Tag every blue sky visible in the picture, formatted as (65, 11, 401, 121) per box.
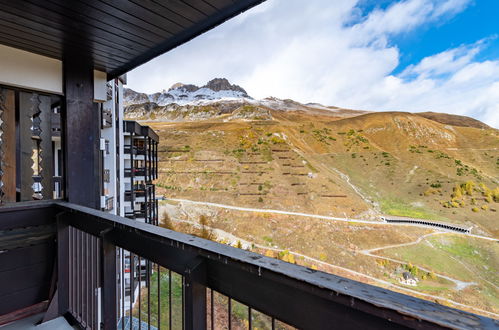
(389, 0, 499, 74)
(128, 0, 499, 127)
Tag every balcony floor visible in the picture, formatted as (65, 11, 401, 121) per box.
(0, 314, 76, 330)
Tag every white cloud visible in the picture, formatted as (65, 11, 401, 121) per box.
(127, 0, 499, 127)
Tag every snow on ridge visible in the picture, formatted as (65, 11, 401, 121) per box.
(125, 87, 252, 107)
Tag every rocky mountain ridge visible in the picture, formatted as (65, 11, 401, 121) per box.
(124, 78, 251, 107)
(124, 78, 492, 130)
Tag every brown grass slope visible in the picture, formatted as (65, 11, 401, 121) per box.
(142, 107, 498, 236)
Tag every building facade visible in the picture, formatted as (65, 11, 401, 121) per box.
(98, 77, 159, 226)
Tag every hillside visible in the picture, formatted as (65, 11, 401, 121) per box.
(125, 80, 499, 236)
(125, 79, 499, 316)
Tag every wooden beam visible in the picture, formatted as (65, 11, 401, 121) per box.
(63, 53, 101, 208)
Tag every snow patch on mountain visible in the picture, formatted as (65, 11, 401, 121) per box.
(124, 78, 252, 107)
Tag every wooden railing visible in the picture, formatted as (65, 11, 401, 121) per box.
(0, 201, 496, 329)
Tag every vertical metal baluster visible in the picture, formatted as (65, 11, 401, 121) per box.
(228, 297, 232, 330)
(85, 234, 89, 326)
(77, 231, 81, 321)
(248, 307, 252, 330)
(122, 249, 125, 330)
(97, 238, 101, 329)
(168, 270, 172, 330)
(90, 235, 94, 329)
(210, 289, 214, 330)
(94, 236, 98, 330)
(181, 276, 184, 330)
(69, 227, 73, 314)
(271, 317, 275, 330)
(147, 260, 151, 329)
(157, 264, 161, 330)
(130, 253, 134, 330)
(138, 256, 142, 329)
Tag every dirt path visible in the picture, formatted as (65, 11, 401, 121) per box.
(169, 215, 498, 319)
(163, 198, 497, 241)
(362, 232, 476, 290)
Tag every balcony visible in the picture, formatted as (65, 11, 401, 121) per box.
(52, 112, 61, 137)
(124, 168, 147, 178)
(124, 145, 147, 156)
(0, 201, 492, 330)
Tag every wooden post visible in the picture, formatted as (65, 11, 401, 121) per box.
(63, 54, 101, 208)
(0, 88, 16, 203)
(184, 258, 207, 330)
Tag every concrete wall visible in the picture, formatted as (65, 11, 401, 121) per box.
(93, 70, 107, 102)
(0, 45, 62, 94)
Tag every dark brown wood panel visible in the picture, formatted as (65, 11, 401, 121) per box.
(18, 92, 37, 201)
(0, 259, 54, 297)
(64, 55, 101, 208)
(0, 242, 54, 272)
(0, 224, 55, 251)
(37, 0, 167, 46)
(151, 0, 208, 22)
(0, 89, 16, 203)
(182, 0, 218, 15)
(0, 242, 54, 316)
(0, 6, 139, 62)
(204, 0, 235, 10)
(0, 283, 52, 316)
(38, 95, 53, 200)
(0, 23, 130, 67)
(0, 18, 132, 66)
(0, 1, 146, 58)
(0, 205, 58, 230)
(130, 0, 196, 27)
(0, 0, 266, 76)
(80, 0, 184, 35)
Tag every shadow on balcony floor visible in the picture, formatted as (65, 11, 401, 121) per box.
(0, 313, 76, 330)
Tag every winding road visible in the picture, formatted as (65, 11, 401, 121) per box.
(163, 197, 497, 241)
(167, 213, 499, 319)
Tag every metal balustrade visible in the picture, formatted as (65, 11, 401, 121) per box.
(0, 201, 496, 330)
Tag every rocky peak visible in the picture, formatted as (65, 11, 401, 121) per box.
(168, 83, 199, 93)
(203, 78, 248, 96)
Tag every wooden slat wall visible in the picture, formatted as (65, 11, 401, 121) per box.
(0, 205, 57, 317)
(0, 243, 55, 316)
(0, 88, 16, 203)
(38, 95, 53, 200)
(18, 92, 36, 201)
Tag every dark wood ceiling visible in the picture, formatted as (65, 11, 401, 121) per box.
(0, 0, 265, 78)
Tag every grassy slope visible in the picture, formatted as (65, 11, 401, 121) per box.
(147, 109, 499, 234)
(377, 234, 499, 313)
(139, 107, 498, 316)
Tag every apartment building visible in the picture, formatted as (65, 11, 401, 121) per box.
(123, 120, 159, 225)
(0, 1, 491, 330)
(99, 77, 159, 226)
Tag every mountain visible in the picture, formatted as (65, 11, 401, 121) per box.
(124, 79, 498, 234)
(124, 78, 375, 121)
(124, 78, 250, 107)
(127, 78, 499, 316)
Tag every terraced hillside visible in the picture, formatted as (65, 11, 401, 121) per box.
(125, 82, 498, 317)
(138, 107, 498, 236)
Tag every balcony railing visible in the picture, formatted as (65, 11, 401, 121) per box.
(0, 201, 494, 330)
(124, 145, 147, 156)
(124, 168, 147, 178)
